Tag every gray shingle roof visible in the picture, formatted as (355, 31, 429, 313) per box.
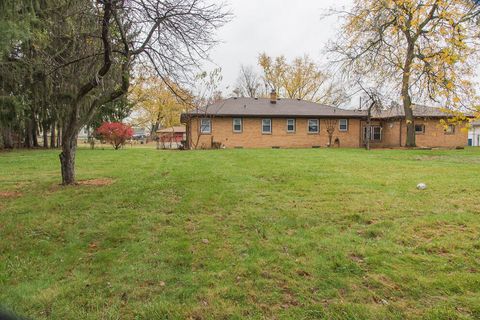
(371, 104, 451, 118)
(182, 97, 367, 119)
(181, 98, 463, 122)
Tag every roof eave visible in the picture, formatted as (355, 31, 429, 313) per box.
(182, 113, 367, 118)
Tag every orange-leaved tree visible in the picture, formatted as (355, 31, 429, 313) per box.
(96, 122, 133, 150)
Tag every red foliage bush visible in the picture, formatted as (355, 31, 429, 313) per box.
(95, 122, 134, 149)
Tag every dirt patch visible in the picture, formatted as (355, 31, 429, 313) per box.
(78, 178, 114, 186)
(0, 191, 22, 198)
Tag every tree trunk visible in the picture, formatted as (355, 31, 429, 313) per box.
(57, 123, 62, 147)
(402, 43, 416, 148)
(30, 108, 39, 147)
(42, 123, 49, 148)
(50, 122, 56, 148)
(151, 112, 164, 142)
(1, 126, 14, 149)
(32, 121, 39, 147)
(366, 109, 371, 151)
(24, 123, 33, 148)
(404, 106, 415, 147)
(59, 135, 77, 185)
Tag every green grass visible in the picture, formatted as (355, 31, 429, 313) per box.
(1, 147, 480, 319)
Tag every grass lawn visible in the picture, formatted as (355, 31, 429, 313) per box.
(1, 147, 480, 319)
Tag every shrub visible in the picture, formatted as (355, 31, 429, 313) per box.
(95, 122, 133, 149)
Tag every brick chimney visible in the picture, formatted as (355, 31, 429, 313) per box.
(270, 89, 277, 104)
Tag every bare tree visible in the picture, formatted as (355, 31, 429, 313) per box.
(51, 0, 230, 184)
(234, 65, 262, 98)
(185, 68, 225, 149)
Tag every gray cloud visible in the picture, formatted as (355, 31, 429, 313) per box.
(206, 0, 353, 92)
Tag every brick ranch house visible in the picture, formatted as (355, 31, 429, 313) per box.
(180, 93, 468, 149)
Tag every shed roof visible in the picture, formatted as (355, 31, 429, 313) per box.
(156, 126, 186, 133)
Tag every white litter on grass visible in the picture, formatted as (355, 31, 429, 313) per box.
(417, 183, 427, 190)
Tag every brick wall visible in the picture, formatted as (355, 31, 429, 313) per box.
(187, 117, 363, 149)
(407, 119, 468, 147)
(186, 117, 468, 149)
(365, 118, 468, 148)
(372, 119, 402, 147)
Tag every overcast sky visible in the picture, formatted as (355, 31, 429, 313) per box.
(206, 0, 353, 95)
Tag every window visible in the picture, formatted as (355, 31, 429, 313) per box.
(364, 126, 382, 141)
(415, 124, 425, 134)
(233, 118, 242, 133)
(339, 119, 348, 132)
(262, 118, 272, 134)
(372, 126, 382, 141)
(286, 119, 295, 132)
(200, 118, 211, 134)
(444, 124, 455, 134)
(308, 119, 319, 133)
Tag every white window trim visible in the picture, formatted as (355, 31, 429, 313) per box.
(371, 126, 382, 141)
(232, 118, 242, 133)
(339, 119, 348, 132)
(286, 118, 296, 133)
(262, 118, 272, 134)
(363, 126, 382, 141)
(308, 119, 319, 133)
(200, 118, 211, 134)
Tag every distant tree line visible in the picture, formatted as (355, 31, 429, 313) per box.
(232, 54, 349, 107)
(0, 1, 133, 150)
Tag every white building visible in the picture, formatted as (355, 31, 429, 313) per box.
(78, 127, 90, 139)
(468, 121, 480, 146)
